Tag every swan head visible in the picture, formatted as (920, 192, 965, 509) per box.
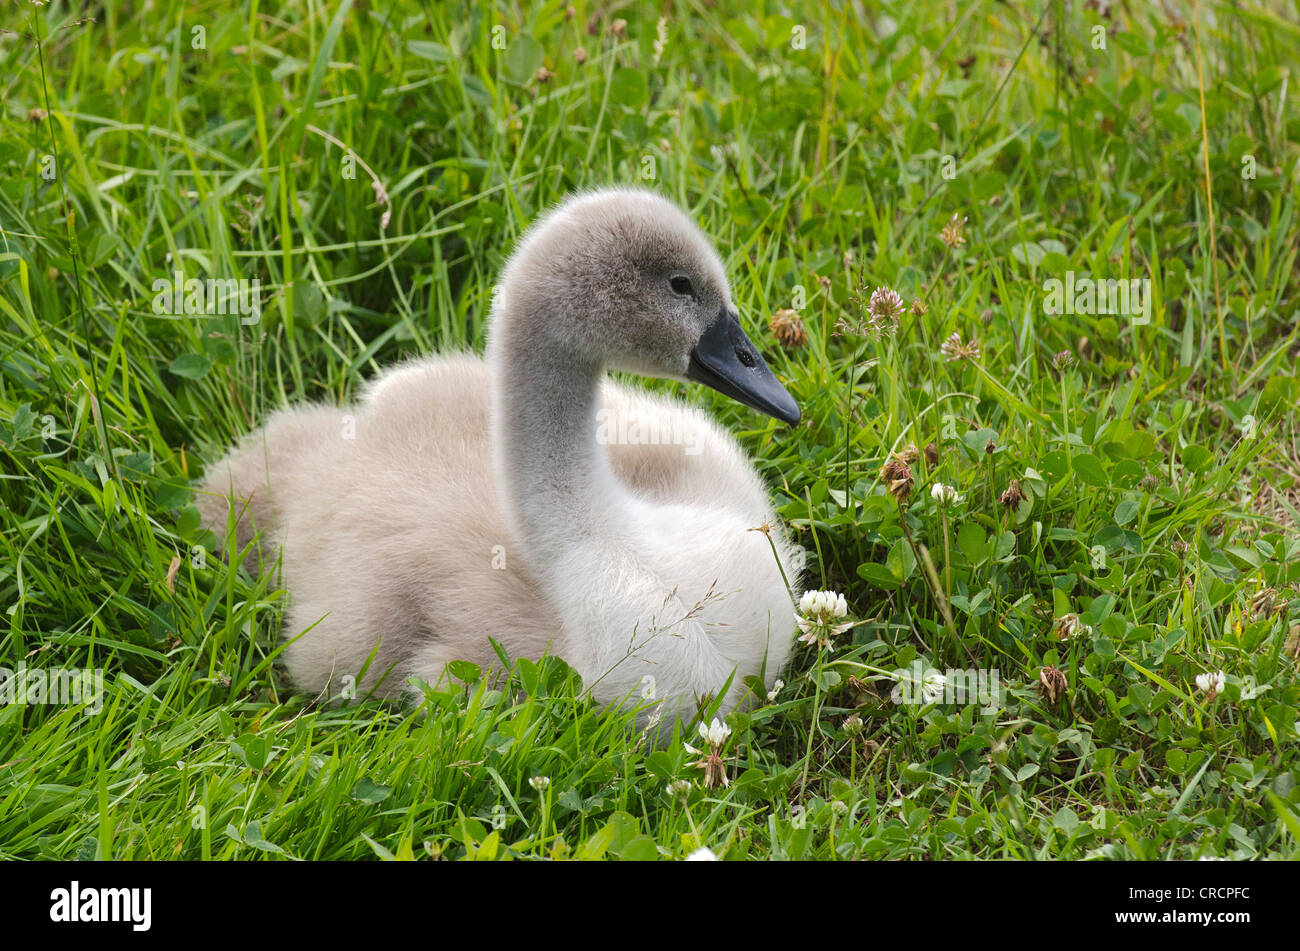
(493, 188, 800, 426)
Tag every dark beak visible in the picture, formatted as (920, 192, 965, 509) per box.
(686, 308, 800, 426)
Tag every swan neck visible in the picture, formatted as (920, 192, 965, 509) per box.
(491, 319, 621, 558)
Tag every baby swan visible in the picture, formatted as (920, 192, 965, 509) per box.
(199, 187, 803, 729)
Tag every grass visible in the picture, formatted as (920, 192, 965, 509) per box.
(1, 0, 1298, 860)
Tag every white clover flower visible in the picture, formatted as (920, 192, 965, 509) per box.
(685, 846, 718, 861)
(1195, 670, 1226, 697)
(1053, 613, 1091, 640)
(697, 717, 732, 748)
(931, 482, 960, 505)
(799, 589, 848, 618)
(688, 721, 733, 788)
(796, 589, 856, 650)
(766, 678, 785, 702)
(527, 775, 550, 791)
(921, 669, 947, 703)
(666, 779, 692, 797)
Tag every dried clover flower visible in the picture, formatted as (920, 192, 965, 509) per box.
(1000, 479, 1026, 509)
(1037, 666, 1068, 705)
(940, 213, 968, 248)
(940, 331, 980, 362)
(880, 458, 914, 502)
(868, 286, 905, 327)
(769, 309, 808, 349)
(892, 443, 921, 464)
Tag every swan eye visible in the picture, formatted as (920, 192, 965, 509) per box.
(669, 274, 695, 298)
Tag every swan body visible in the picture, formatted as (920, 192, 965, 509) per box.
(199, 188, 803, 728)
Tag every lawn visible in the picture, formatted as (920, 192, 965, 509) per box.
(1, 0, 1298, 861)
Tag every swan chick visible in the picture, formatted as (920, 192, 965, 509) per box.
(199, 187, 804, 736)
